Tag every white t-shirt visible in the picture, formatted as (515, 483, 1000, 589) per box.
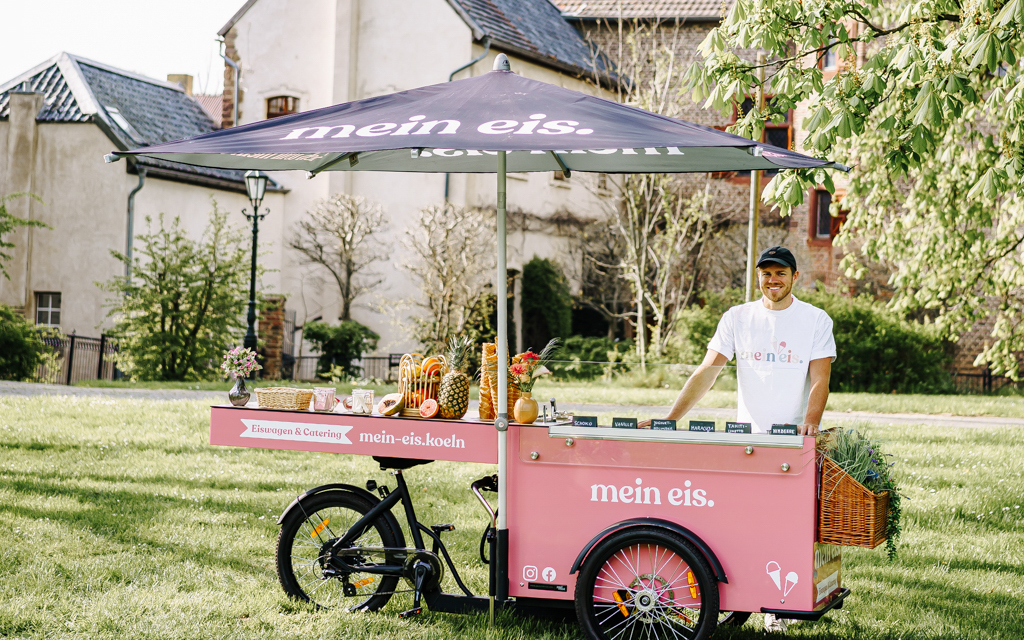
(707, 296, 836, 433)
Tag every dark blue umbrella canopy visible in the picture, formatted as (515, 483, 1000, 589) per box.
(111, 66, 835, 175)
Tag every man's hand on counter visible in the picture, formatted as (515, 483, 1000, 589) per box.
(637, 419, 654, 429)
(797, 423, 819, 436)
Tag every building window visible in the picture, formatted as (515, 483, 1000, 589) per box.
(815, 190, 833, 238)
(718, 96, 792, 179)
(821, 43, 839, 71)
(36, 292, 61, 326)
(810, 189, 846, 243)
(266, 96, 299, 119)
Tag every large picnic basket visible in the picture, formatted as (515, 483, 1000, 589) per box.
(817, 456, 890, 548)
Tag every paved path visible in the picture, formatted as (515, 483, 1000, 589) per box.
(0, 380, 223, 402)
(3, 381, 1022, 428)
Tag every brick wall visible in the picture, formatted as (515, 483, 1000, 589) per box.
(221, 28, 242, 128)
(259, 295, 286, 380)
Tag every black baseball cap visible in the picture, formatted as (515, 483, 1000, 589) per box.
(756, 246, 797, 271)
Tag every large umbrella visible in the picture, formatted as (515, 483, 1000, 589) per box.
(108, 53, 840, 603)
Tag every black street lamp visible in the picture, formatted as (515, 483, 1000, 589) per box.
(242, 170, 269, 366)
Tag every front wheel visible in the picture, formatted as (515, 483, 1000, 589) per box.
(575, 527, 720, 640)
(276, 491, 403, 611)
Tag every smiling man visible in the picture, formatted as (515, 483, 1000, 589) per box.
(640, 246, 836, 436)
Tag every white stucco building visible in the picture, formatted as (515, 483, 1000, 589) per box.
(0, 53, 287, 341)
(0, 0, 622, 376)
(217, 0, 617, 355)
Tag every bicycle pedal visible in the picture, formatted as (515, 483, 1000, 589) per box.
(398, 606, 423, 618)
(430, 523, 455, 533)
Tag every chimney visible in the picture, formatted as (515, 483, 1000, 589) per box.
(221, 28, 242, 127)
(1, 90, 45, 310)
(167, 74, 193, 95)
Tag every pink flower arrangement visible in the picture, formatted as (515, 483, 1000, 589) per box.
(510, 338, 559, 393)
(221, 346, 262, 378)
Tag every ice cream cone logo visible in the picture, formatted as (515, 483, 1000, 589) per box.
(765, 561, 781, 590)
(784, 571, 799, 596)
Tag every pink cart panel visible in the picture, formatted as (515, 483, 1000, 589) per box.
(506, 423, 840, 614)
(210, 405, 498, 464)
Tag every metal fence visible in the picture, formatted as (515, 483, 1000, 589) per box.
(290, 355, 399, 382)
(950, 370, 1019, 394)
(33, 334, 120, 385)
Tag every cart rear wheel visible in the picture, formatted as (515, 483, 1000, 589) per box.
(575, 527, 719, 640)
(276, 492, 402, 611)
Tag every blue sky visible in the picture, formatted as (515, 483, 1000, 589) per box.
(1, 0, 245, 93)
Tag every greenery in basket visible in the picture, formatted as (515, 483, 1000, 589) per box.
(819, 428, 903, 561)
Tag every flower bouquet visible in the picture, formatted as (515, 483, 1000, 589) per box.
(509, 338, 559, 423)
(221, 346, 261, 406)
(817, 428, 903, 560)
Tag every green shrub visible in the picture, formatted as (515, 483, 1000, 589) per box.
(303, 320, 379, 379)
(799, 289, 953, 394)
(0, 304, 48, 380)
(521, 257, 572, 351)
(99, 204, 252, 381)
(548, 335, 633, 380)
(672, 287, 954, 394)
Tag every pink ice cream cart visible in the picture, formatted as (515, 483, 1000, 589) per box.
(113, 50, 848, 640)
(210, 405, 847, 639)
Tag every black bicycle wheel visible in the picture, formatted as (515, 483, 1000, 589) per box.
(276, 491, 403, 611)
(575, 527, 720, 640)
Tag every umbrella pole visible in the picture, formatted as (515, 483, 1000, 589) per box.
(495, 149, 509, 613)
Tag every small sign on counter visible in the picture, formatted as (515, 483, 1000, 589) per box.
(573, 416, 598, 428)
(770, 424, 799, 436)
(688, 420, 716, 433)
(612, 417, 638, 429)
(650, 419, 677, 431)
(725, 422, 752, 434)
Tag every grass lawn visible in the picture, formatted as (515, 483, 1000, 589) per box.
(1, 397, 1022, 639)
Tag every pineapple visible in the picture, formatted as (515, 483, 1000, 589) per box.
(438, 337, 472, 419)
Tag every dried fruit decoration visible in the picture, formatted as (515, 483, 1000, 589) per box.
(438, 336, 472, 419)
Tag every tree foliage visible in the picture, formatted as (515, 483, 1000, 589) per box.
(288, 193, 388, 322)
(0, 193, 48, 280)
(585, 21, 727, 368)
(521, 257, 572, 351)
(100, 203, 254, 381)
(302, 320, 379, 379)
(0, 304, 49, 380)
(688, 0, 1024, 377)
(401, 203, 495, 352)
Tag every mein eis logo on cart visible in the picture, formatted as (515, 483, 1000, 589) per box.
(589, 477, 715, 508)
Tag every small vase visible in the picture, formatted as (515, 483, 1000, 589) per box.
(513, 392, 539, 424)
(229, 375, 250, 407)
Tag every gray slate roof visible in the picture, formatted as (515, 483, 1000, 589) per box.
(0, 53, 272, 193)
(217, 0, 613, 81)
(556, 0, 725, 20)
(447, 0, 614, 79)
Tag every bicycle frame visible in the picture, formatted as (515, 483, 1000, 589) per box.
(327, 468, 495, 614)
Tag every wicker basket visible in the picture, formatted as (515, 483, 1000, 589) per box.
(255, 387, 315, 411)
(397, 353, 448, 417)
(818, 456, 890, 548)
